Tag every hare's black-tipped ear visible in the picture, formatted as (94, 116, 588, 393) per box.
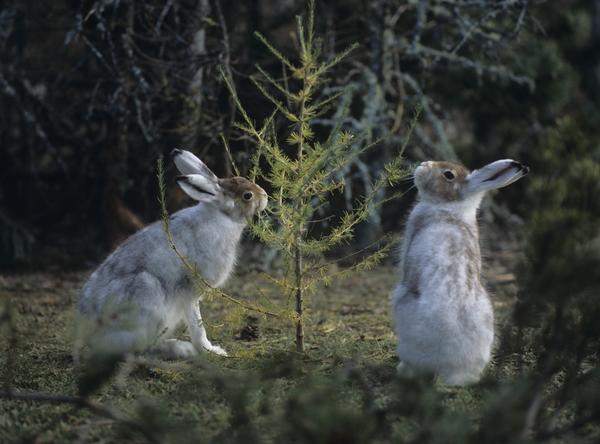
(465, 159, 529, 195)
(171, 149, 219, 181)
(176, 174, 220, 202)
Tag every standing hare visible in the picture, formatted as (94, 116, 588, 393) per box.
(392, 159, 529, 385)
(79, 149, 268, 358)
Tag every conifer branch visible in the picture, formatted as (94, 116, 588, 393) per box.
(254, 32, 296, 71)
(220, 133, 240, 176)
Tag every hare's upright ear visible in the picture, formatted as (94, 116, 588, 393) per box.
(176, 174, 221, 202)
(171, 149, 219, 182)
(465, 159, 529, 195)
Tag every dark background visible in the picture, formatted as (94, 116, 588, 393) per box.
(1, 0, 599, 269)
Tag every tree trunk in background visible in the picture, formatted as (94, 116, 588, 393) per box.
(587, 0, 600, 106)
(354, 0, 387, 249)
(101, 3, 143, 250)
(102, 93, 144, 250)
(594, 0, 600, 42)
(183, 0, 211, 152)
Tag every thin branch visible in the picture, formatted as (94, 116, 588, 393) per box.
(411, 0, 429, 51)
(405, 43, 535, 90)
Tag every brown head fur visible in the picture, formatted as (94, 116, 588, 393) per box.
(414, 161, 471, 202)
(218, 177, 268, 219)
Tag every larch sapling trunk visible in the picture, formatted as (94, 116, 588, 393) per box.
(294, 66, 309, 354)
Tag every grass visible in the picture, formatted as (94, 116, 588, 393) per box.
(0, 247, 522, 443)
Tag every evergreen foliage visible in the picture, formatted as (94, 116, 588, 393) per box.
(493, 116, 600, 438)
(220, 0, 411, 352)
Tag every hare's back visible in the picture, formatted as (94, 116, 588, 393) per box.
(79, 223, 176, 314)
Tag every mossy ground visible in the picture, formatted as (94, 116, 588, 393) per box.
(0, 244, 522, 443)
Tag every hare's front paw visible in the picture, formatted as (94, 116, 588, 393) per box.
(204, 343, 228, 356)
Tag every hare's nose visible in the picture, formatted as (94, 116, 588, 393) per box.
(258, 195, 268, 212)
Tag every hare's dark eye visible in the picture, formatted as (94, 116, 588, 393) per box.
(443, 170, 455, 181)
(243, 191, 253, 201)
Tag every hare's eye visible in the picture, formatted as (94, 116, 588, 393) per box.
(243, 191, 254, 201)
(443, 170, 455, 181)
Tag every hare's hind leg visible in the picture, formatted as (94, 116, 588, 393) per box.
(396, 361, 418, 377)
(105, 272, 170, 353)
(149, 320, 199, 360)
(87, 329, 146, 355)
(439, 367, 481, 386)
(185, 300, 228, 356)
(153, 339, 198, 359)
(441, 372, 479, 386)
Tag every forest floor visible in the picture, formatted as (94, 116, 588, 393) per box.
(0, 237, 524, 443)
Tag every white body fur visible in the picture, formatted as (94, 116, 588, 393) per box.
(392, 197, 492, 384)
(79, 205, 244, 356)
(392, 159, 529, 385)
(79, 149, 267, 358)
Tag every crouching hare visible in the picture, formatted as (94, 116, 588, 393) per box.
(79, 149, 268, 359)
(392, 159, 529, 385)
